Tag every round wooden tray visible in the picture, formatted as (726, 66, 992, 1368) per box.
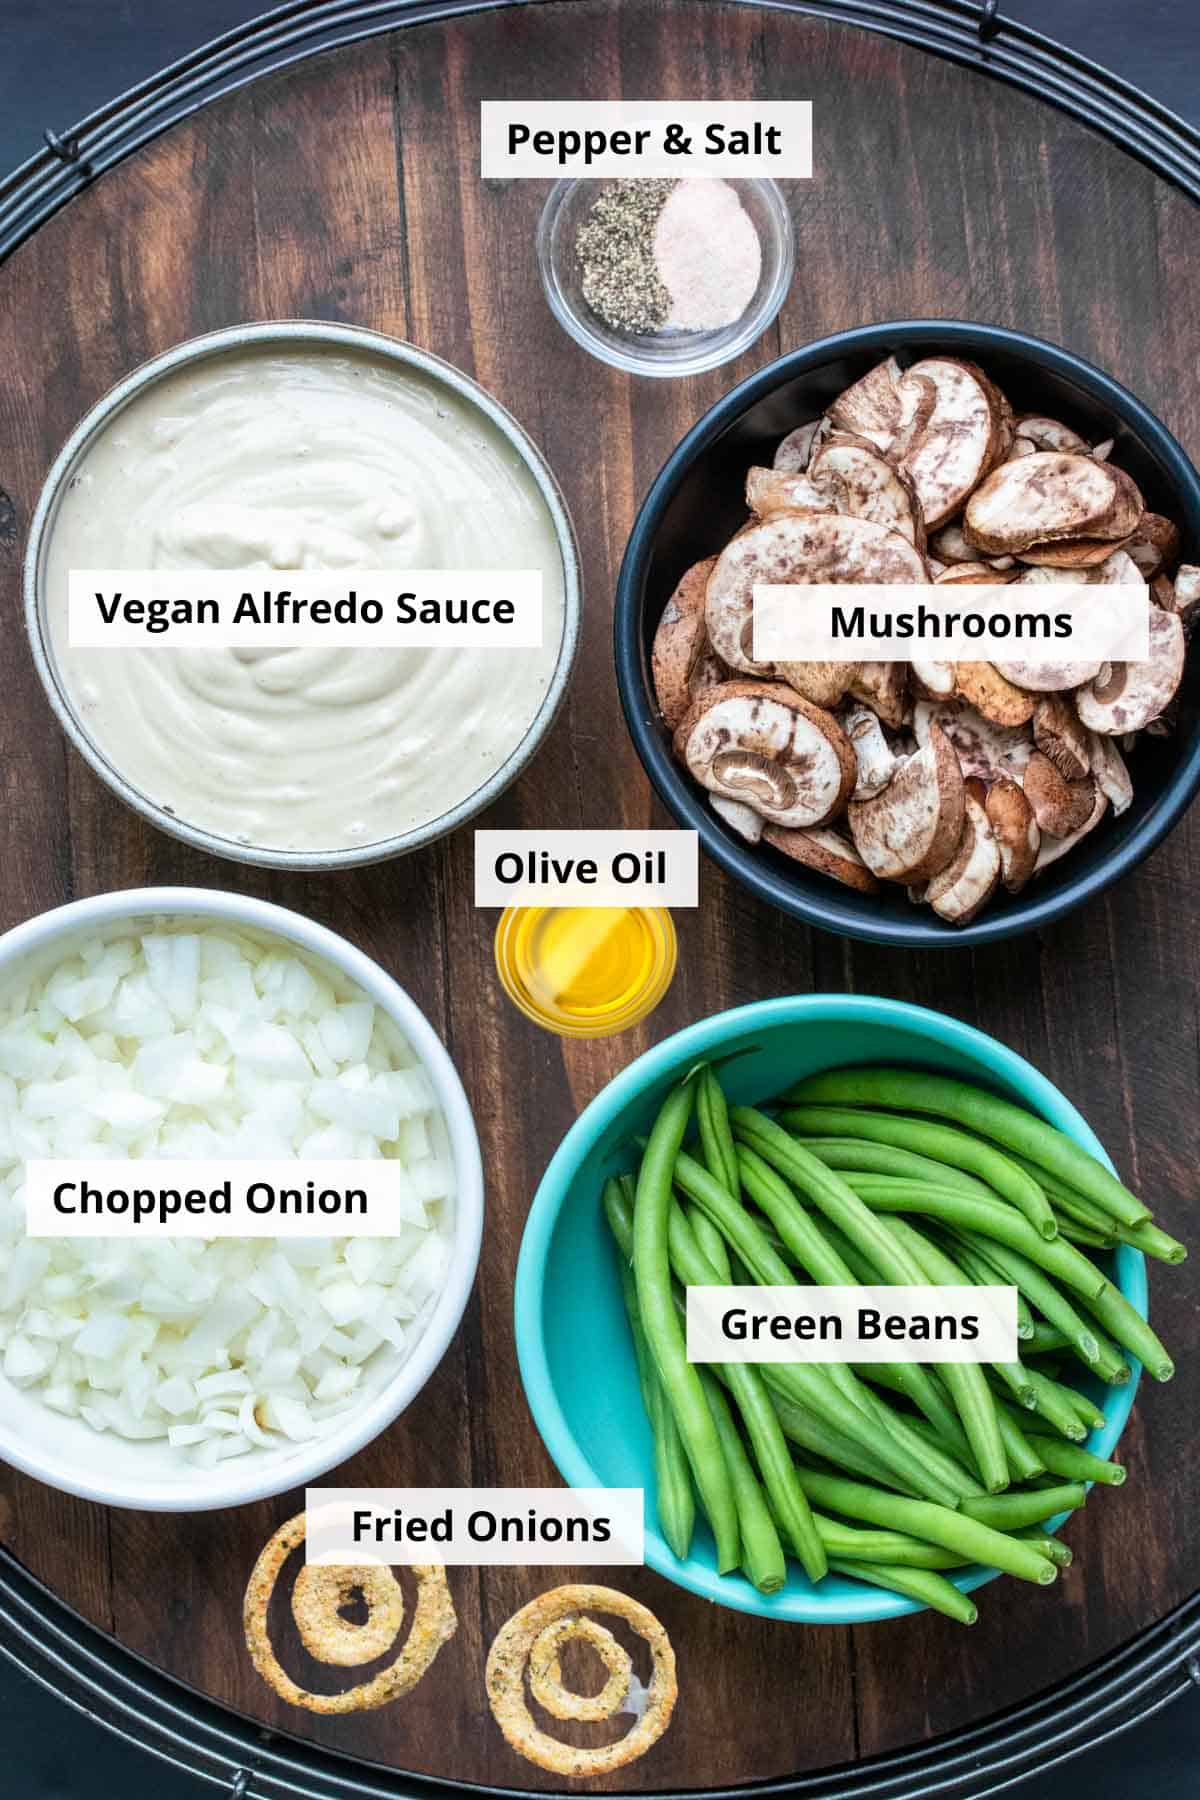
(0, 2, 1197, 1793)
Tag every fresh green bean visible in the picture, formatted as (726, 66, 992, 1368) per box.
(784, 1070, 1151, 1229)
(1058, 1218, 1118, 1250)
(1012, 1366, 1089, 1441)
(942, 1234, 1035, 1340)
(993, 1405, 1047, 1482)
(961, 1483, 1086, 1530)
(1015, 1530, 1073, 1568)
(990, 1361, 1037, 1408)
(607, 1176, 696, 1561)
(699, 1370, 786, 1593)
(881, 1218, 1009, 1493)
(1009, 1151, 1183, 1264)
(827, 1174, 1108, 1301)
(826, 1557, 978, 1625)
(792, 1136, 996, 1200)
(1079, 1281, 1175, 1382)
(1013, 1431, 1126, 1488)
(1024, 1323, 1069, 1355)
(666, 1205, 827, 1579)
(733, 1146, 966, 1445)
(792, 1469, 1058, 1585)
(779, 1104, 1056, 1237)
(812, 1513, 963, 1570)
(633, 1077, 740, 1573)
(1114, 1219, 1188, 1266)
(1034, 1370, 1107, 1433)
(697, 1065, 740, 1198)
(946, 1230, 1129, 1385)
(764, 1385, 915, 1491)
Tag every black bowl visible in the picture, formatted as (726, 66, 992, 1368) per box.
(614, 320, 1200, 947)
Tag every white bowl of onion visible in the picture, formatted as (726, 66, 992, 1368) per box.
(0, 888, 483, 1511)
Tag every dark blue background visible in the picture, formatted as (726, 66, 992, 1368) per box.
(1, 2, 1198, 1794)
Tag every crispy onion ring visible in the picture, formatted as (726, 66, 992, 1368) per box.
(243, 1512, 457, 1714)
(485, 1583, 676, 1776)
(528, 1616, 633, 1723)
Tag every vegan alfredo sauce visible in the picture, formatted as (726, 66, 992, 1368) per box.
(44, 346, 567, 853)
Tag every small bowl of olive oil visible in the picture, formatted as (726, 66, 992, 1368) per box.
(493, 906, 677, 1038)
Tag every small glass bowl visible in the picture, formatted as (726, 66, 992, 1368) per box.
(537, 176, 795, 379)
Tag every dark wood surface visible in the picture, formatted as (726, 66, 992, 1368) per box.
(0, 2, 1197, 1790)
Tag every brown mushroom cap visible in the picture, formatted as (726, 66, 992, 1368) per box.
(808, 433, 926, 548)
(1034, 788, 1109, 871)
(674, 679, 856, 829)
(963, 452, 1144, 555)
(953, 663, 1037, 726)
(827, 356, 908, 449)
(935, 562, 1015, 586)
(775, 661, 861, 709)
(1086, 732, 1134, 816)
(848, 661, 909, 729)
(926, 793, 1002, 923)
(911, 660, 956, 699)
(1126, 513, 1181, 581)
(898, 358, 1009, 531)
(651, 558, 720, 731)
(1012, 416, 1090, 455)
(1074, 607, 1186, 734)
(704, 509, 928, 676)
(984, 776, 1040, 893)
(1033, 694, 1091, 780)
(848, 723, 965, 884)
(761, 824, 880, 893)
(913, 698, 1034, 784)
(1022, 751, 1098, 837)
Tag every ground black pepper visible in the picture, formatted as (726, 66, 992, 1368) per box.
(575, 178, 677, 335)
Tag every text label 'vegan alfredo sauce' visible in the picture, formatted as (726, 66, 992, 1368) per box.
(44, 347, 567, 852)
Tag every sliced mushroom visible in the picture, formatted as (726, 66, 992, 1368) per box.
(651, 557, 720, 731)
(935, 561, 1014, 585)
(1033, 694, 1091, 780)
(1012, 416, 1090, 455)
(746, 466, 839, 519)
(1018, 534, 1135, 569)
(840, 703, 899, 800)
(848, 723, 965, 884)
(926, 793, 1002, 923)
(761, 824, 880, 893)
(1086, 732, 1134, 816)
(913, 698, 1034, 783)
(1126, 514, 1181, 581)
(1022, 751, 1098, 837)
(1034, 789, 1108, 871)
(775, 661, 861, 709)
(964, 453, 1144, 555)
(709, 794, 765, 844)
(808, 432, 926, 548)
(1074, 607, 1186, 734)
(773, 418, 829, 473)
(1091, 438, 1115, 463)
(898, 358, 1009, 530)
(930, 523, 978, 565)
(705, 510, 928, 676)
(674, 680, 856, 828)
(1006, 434, 1038, 461)
(1170, 564, 1200, 632)
(911, 659, 956, 699)
(827, 357, 907, 449)
(848, 660, 909, 730)
(953, 663, 1037, 726)
(984, 776, 1040, 893)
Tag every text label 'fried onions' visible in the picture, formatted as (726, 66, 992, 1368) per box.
(485, 1583, 677, 1776)
(243, 1512, 456, 1714)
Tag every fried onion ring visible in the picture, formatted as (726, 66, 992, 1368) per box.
(243, 1512, 457, 1714)
(527, 1615, 633, 1723)
(485, 1584, 676, 1776)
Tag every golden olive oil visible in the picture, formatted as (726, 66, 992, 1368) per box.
(493, 906, 677, 1038)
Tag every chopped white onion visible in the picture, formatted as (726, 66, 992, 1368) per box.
(0, 925, 453, 1464)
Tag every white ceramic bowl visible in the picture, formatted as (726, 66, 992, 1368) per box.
(0, 888, 484, 1511)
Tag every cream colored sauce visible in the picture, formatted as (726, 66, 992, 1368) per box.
(45, 346, 566, 852)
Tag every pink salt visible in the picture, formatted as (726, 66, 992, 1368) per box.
(653, 178, 762, 331)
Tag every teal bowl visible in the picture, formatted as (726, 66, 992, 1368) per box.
(514, 996, 1147, 1623)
